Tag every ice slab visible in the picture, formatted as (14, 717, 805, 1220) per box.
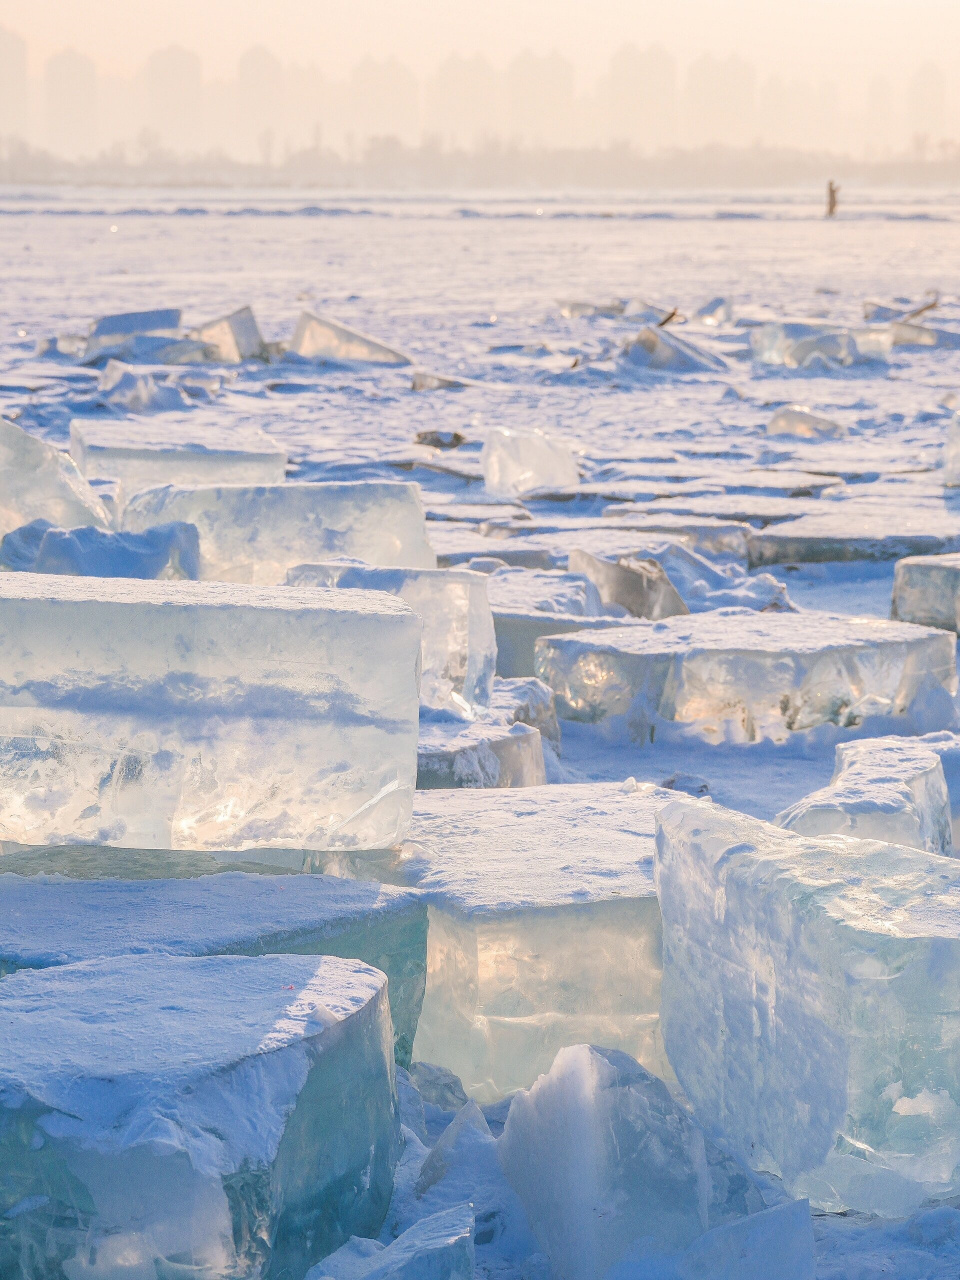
(749, 510, 960, 565)
(307, 1204, 474, 1280)
(618, 326, 727, 374)
(0, 419, 109, 536)
(767, 405, 846, 439)
(0, 575, 420, 851)
(499, 1045, 767, 1280)
(194, 305, 266, 362)
(0, 518, 200, 579)
(0, 953, 400, 1278)
(568, 549, 689, 619)
(70, 419, 288, 493)
(776, 737, 953, 854)
(893, 552, 960, 630)
(416, 720, 546, 789)
(290, 311, 411, 366)
(481, 428, 579, 499)
(331, 782, 670, 1101)
(288, 562, 495, 714)
(535, 610, 955, 742)
(655, 798, 960, 1215)
(123, 482, 437, 583)
(0, 871, 427, 1066)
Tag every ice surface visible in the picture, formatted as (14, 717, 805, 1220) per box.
(568, 548, 689, 618)
(776, 737, 953, 853)
(306, 1204, 474, 1279)
(749, 510, 960, 565)
(893, 553, 960, 630)
(0, 871, 427, 1066)
(535, 610, 955, 742)
(618, 327, 727, 373)
(417, 720, 546, 789)
(499, 1044, 767, 1280)
(290, 311, 411, 365)
(70, 419, 288, 493)
(0, 575, 420, 851)
(0, 518, 200, 579)
(288, 562, 495, 714)
(0, 419, 110, 536)
(481, 427, 580, 498)
(123, 482, 437, 582)
(333, 782, 670, 1101)
(195, 305, 266, 362)
(767, 405, 846, 439)
(655, 798, 960, 1215)
(0, 953, 400, 1278)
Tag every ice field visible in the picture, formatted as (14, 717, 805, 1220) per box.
(4, 187, 960, 1276)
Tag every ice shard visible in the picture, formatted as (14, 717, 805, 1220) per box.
(618, 327, 727, 374)
(0, 518, 200, 579)
(481, 427, 580, 499)
(893, 552, 960, 630)
(0, 419, 110, 536)
(290, 312, 410, 365)
(195, 305, 266, 362)
(416, 720, 546, 789)
(567, 549, 689, 619)
(306, 1204, 474, 1279)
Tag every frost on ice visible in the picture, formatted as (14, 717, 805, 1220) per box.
(481, 427, 580, 499)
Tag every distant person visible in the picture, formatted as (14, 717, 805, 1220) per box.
(826, 180, 840, 218)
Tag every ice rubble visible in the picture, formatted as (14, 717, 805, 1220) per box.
(290, 311, 411, 365)
(0, 872, 428, 1067)
(749, 510, 960, 565)
(70, 420, 288, 493)
(0, 576, 420, 851)
(122, 481, 437, 582)
(307, 1203, 474, 1279)
(0, 518, 200, 579)
(481, 426, 580, 499)
(767, 405, 846, 439)
(0, 418, 109, 536)
(0, 953, 400, 1279)
(618, 327, 727, 374)
(416, 719, 546, 789)
(655, 798, 960, 1216)
(195, 305, 266, 362)
(288, 562, 496, 715)
(535, 609, 955, 741)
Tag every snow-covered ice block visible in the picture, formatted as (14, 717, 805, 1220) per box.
(70, 419, 287, 493)
(288, 562, 495, 714)
(618, 326, 727, 374)
(776, 737, 953, 854)
(333, 782, 670, 1101)
(0, 871, 428, 1066)
(535, 610, 955, 742)
(0, 518, 200, 579)
(0, 419, 109, 536)
(568, 549, 689, 618)
(124, 482, 437, 583)
(893, 553, 960, 630)
(290, 311, 410, 366)
(499, 1045, 766, 1280)
(655, 798, 960, 1215)
(622, 542, 791, 612)
(417, 720, 546, 789)
(307, 1204, 474, 1279)
(749, 510, 960, 565)
(481, 427, 579, 499)
(195, 305, 266, 362)
(0, 575, 420, 851)
(487, 675, 561, 746)
(0, 953, 400, 1278)
(767, 405, 846, 439)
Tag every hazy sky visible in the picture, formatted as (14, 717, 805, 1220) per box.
(3, 0, 958, 82)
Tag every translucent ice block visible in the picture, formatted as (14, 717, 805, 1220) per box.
(70, 419, 288, 493)
(123, 482, 437, 583)
(0, 419, 109, 536)
(288, 563, 495, 714)
(0, 953, 400, 1278)
(83, 307, 182, 361)
(618, 326, 727, 374)
(535, 610, 956, 742)
(0, 518, 200, 579)
(893, 552, 960, 629)
(655, 798, 960, 1215)
(290, 311, 411, 365)
(750, 322, 890, 369)
(767, 406, 846, 439)
(417, 720, 546, 789)
(777, 737, 953, 854)
(481, 428, 580, 499)
(0, 575, 420, 851)
(307, 1204, 474, 1279)
(195, 305, 266, 362)
(0, 872, 428, 1066)
(568, 549, 689, 618)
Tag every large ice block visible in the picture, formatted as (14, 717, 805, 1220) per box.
(194, 305, 266, 362)
(288, 562, 495, 714)
(417, 719, 546, 789)
(892, 552, 960, 630)
(749, 511, 960, 565)
(618, 326, 727, 374)
(655, 798, 960, 1215)
(0, 953, 400, 1278)
(535, 610, 956, 742)
(307, 1204, 474, 1279)
(331, 782, 670, 1101)
(481, 428, 579, 499)
(123, 482, 437, 583)
(776, 737, 953, 854)
(0, 871, 427, 1066)
(0, 575, 420, 851)
(0, 518, 200, 579)
(290, 311, 410, 366)
(70, 419, 288, 493)
(0, 419, 109, 536)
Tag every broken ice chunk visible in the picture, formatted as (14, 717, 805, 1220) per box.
(0, 518, 200, 579)
(83, 307, 182, 361)
(894, 553, 960, 630)
(481, 427, 579, 499)
(290, 311, 410, 366)
(306, 1204, 475, 1280)
(0, 953, 400, 1278)
(194, 304, 266, 362)
(0, 419, 109, 536)
(95, 359, 192, 413)
(534, 610, 956, 742)
(618, 326, 727, 374)
(767, 405, 846, 439)
(417, 720, 546, 789)
(776, 737, 953, 854)
(0, 575, 420, 851)
(123, 481, 437, 582)
(288, 562, 495, 714)
(655, 798, 960, 1215)
(751, 321, 890, 369)
(486, 675, 561, 746)
(567, 549, 689, 619)
(695, 296, 733, 326)
(499, 1045, 767, 1280)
